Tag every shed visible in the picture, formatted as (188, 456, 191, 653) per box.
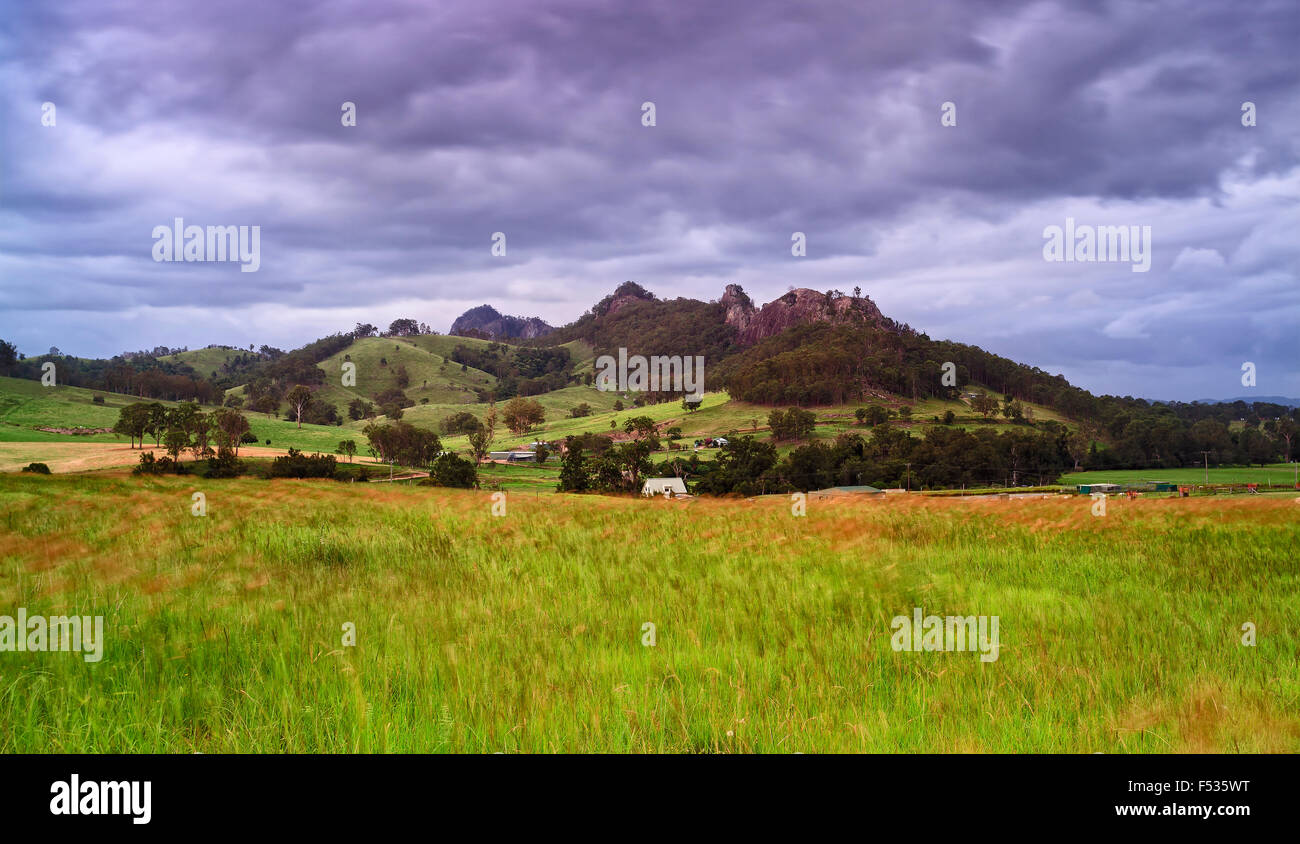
(642, 477, 688, 497)
(489, 451, 537, 462)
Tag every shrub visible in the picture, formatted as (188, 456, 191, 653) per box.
(200, 447, 245, 478)
(426, 453, 478, 489)
(132, 451, 186, 475)
(269, 448, 337, 479)
(21, 462, 51, 474)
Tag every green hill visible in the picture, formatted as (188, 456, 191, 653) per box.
(157, 345, 251, 377)
(317, 336, 497, 409)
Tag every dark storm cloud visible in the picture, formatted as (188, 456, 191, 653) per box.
(0, 0, 1296, 399)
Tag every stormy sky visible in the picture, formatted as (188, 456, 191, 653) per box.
(1, 0, 1297, 400)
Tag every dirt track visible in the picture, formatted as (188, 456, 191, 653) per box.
(0, 442, 380, 474)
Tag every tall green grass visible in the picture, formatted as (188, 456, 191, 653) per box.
(0, 475, 1295, 752)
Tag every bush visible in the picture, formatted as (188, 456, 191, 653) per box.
(21, 462, 51, 474)
(132, 451, 186, 475)
(200, 447, 245, 478)
(269, 448, 337, 479)
(426, 453, 479, 488)
(92, 395, 105, 404)
(240, 431, 259, 444)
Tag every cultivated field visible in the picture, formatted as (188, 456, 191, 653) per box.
(1, 475, 1295, 753)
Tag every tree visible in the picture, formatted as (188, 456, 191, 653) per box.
(362, 421, 442, 466)
(468, 427, 492, 464)
(285, 385, 314, 429)
(502, 397, 545, 435)
(387, 318, 421, 337)
(163, 429, 190, 461)
(623, 416, 658, 445)
(557, 438, 591, 492)
(251, 394, 280, 419)
(212, 407, 251, 455)
(970, 394, 1000, 419)
(441, 411, 481, 435)
(0, 339, 17, 374)
(144, 403, 169, 445)
(353, 323, 378, 338)
(570, 403, 592, 418)
(337, 440, 358, 462)
(168, 402, 201, 435)
(190, 412, 214, 460)
(112, 403, 150, 448)
(768, 408, 817, 441)
(1276, 417, 1296, 463)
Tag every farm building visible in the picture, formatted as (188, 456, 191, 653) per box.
(1077, 483, 1120, 494)
(642, 477, 688, 497)
(489, 451, 537, 462)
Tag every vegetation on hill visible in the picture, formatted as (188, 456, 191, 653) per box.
(3, 280, 1298, 484)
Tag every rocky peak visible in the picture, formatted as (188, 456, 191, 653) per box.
(450, 305, 554, 340)
(722, 286, 889, 345)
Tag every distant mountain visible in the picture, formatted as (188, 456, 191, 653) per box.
(1188, 396, 1300, 408)
(548, 281, 907, 355)
(449, 305, 554, 341)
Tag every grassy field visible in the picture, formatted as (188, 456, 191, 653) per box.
(1063, 465, 1300, 487)
(0, 475, 1295, 753)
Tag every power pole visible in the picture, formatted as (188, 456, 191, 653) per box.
(905, 462, 911, 492)
(1200, 451, 1210, 485)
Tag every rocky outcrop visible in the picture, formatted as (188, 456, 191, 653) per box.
(721, 285, 890, 345)
(592, 281, 656, 318)
(450, 305, 554, 340)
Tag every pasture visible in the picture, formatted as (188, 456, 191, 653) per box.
(1, 475, 1295, 753)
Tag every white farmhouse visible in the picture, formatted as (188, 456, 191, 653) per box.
(641, 477, 688, 498)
